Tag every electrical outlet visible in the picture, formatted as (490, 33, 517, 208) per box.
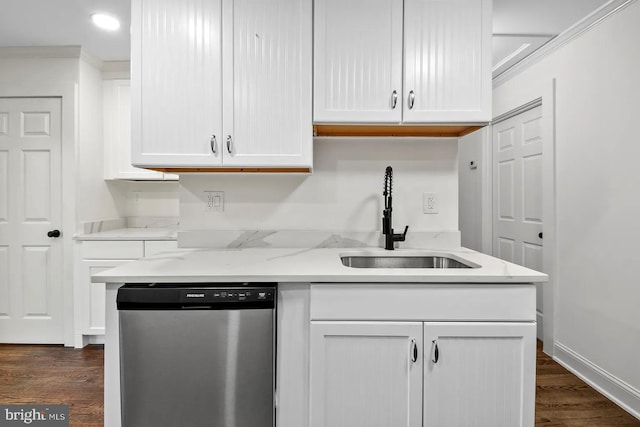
(132, 192, 143, 204)
(204, 191, 224, 212)
(423, 192, 438, 214)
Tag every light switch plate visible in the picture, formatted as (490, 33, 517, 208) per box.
(204, 191, 224, 212)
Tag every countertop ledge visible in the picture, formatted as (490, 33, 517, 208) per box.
(91, 247, 548, 284)
(75, 227, 177, 241)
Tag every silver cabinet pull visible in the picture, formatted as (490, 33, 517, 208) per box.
(226, 135, 233, 154)
(408, 90, 415, 109)
(410, 339, 418, 363)
(210, 135, 217, 154)
(391, 90, 398, 109)
(431, 340, 439, 364)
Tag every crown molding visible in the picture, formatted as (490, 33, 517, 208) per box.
(0, 45, 82, 59)
(102, 61, 131, 80)
(493, 0, 637, 88)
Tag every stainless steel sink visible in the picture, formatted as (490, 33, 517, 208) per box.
(340, 255, 474, 269)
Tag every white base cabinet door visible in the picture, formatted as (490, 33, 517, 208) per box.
(310, 321, 423, 427)
(423, 322, 536, 427)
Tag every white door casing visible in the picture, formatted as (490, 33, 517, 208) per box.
(0, 97, 64, 343)
(493, 105, 544, 338)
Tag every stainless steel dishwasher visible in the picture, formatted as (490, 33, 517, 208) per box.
(117, 282, 276, 427)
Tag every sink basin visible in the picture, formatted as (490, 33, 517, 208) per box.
(340, 255, 474, 269)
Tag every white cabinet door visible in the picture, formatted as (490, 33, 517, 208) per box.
(222, 0, 312, 168)
(423, 322, 536, 427)
(313, 0, 403, 123)
(131, 0, 311, 170)
(79, 259, 133, 337)
(403, 0, 491, 123)
(131, 0, 223, 168)
(310, 321, 423, 427)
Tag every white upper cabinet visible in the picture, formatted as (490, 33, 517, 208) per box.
(222, 0, 313, 168)
(403, 0, 491, 123)
(131, 0, 223, 168)
(314, 0, 492, 124)
(131, 0, 312, 170)
(313, 0, 404, 123)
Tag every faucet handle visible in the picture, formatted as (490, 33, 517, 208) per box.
(400, 225, 409, 240)
(393, 225, 409, 242)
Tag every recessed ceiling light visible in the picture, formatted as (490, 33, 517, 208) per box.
(91, 13, 121, 31)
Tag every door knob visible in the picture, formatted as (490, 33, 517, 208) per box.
(47, 230, 61, 238)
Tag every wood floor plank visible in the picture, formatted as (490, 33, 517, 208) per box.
(0, 341, 638, 426)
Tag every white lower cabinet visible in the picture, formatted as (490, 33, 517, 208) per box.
(423, 322, 536, 427)
(308, 284, 537, 427)
(310, 321, 535, 427)
(310, 321, 423, 427)
(74, 239, 177, 348)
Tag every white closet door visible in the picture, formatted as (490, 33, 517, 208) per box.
(0, 97, 64, 343)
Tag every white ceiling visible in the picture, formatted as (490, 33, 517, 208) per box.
(0, 0, 610, 69)
(492, 0, 609, 76)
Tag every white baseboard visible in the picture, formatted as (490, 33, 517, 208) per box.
(554, 342, 640, 420)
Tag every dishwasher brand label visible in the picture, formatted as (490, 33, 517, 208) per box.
(1, 405, 68, 426)
(185, 293, 205, 298)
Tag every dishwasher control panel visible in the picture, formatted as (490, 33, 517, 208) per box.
(180, 288, 275, 303)
(117, 283, 277, 310)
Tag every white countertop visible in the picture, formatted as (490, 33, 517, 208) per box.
(91, 246, 548, 284)
(75, 227, 177, 241)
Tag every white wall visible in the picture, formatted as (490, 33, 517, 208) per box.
(114, 180, 180, 218)
(458, 128, 488, 252)
(493, 0, 640, 417)
(180, 138, 459, 232)
(77, 58, 124, 224)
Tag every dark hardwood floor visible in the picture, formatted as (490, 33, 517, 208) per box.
(0, 341, 638, 426)
(0, 344, 103, 427)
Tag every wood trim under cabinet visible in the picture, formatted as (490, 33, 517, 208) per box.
(313, 124, 484, 138)
(146, 167, 312, 173)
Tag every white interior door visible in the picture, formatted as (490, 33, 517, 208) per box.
(0, 97, 64, 343)
(493, 105, 544, 338)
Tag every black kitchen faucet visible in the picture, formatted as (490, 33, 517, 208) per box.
(382, 166, 408, 250)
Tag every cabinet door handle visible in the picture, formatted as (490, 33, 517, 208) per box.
(410, 339, 418, 363)
(226, 135, 233, 154)
(210, 135, 217, 154)
(408, 90, 415, 110)
(391, 90, 398, 109)
(431, 340, 439, 364)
